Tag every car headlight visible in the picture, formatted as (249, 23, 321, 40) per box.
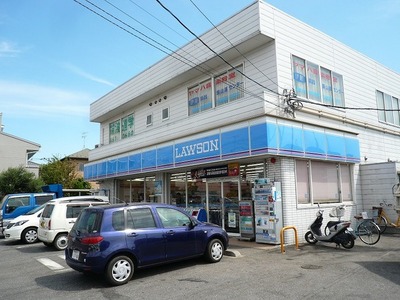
(14, 220, 28, 226)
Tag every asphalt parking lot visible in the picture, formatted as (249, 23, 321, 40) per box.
(223, 231, 400, 299)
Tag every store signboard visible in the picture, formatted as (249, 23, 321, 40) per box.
(191, 163, 239, 179)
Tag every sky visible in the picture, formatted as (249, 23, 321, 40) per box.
(1, 0, 399, 164)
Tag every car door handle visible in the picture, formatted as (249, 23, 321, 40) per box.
(166, 230, 175, 235)
(127, 232, 139, 237)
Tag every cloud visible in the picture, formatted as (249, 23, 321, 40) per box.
(62, 63, 116, 87)
(0, 41, 22, 57)
(0, 80, 93, 118)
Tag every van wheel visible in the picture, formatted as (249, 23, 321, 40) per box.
(21, 227, 38, 244)
(53, 233, 68, 250)
(106, 256, 134, 286)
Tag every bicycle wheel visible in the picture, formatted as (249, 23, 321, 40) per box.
(357, 220, 381, 245)
(375, 216, 388, 234)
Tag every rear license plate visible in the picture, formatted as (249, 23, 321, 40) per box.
(72, 250, 80, 260)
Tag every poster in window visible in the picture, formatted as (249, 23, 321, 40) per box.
(188, 85, 200, 115)
(332, 73, 344, 106)
(199, 79, 212, 111)
(306, 62, 321, 101)
(109, 120, 121, 143)
(292, 56, 307, 98)
(215, 72, 229, 105)
(321, 67, 333, 104)
(228, 65, 244, 101)
(121, 114, 134, 139)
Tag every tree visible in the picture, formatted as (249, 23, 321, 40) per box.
(0, 166, 44, 196)
(71, 177, 92, 189)
(39, 156, 77, 188)
(39, 156, 92, 189)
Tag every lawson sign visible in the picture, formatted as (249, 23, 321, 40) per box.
(175, 135, 220, 163)
(84, 121, 360, 180)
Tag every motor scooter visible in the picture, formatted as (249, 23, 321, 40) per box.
(305, 204, 355, 249)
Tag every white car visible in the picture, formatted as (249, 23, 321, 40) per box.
(38, 195, 109, 250)
(4, 204, 45, 244)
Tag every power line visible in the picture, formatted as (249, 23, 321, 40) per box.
(73, 0, 280, 108)
(156, 0, 281, 97)
(75, 0, 211, 76)
(189, 0, 285, 91)
(127, 0, 190, 42)
(297, 98, 400, 112)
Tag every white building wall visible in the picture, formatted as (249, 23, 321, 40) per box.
(262, 2, 400, 166)
(88, 1, 400, 243)
(360, 162, 399, 222)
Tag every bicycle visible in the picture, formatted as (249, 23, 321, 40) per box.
(353, 213, 381, 245)
(372, 200, 400, 234)
(324, 206, 380, 245)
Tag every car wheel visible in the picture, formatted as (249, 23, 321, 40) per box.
(53, 233, 68, 250)
(205, 239, 224, 263)
(106, 256, 134, 286)
(21, 227, 38, 244)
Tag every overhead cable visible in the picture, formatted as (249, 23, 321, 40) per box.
(156, 0, 281, 97)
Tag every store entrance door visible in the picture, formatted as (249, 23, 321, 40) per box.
(207, 180, 240, 234)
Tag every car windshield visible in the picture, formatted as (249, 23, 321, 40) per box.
(25, 204, 46, 215)
(73, 209, 103, 234)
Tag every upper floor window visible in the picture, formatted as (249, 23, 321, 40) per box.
(188, 64, 244, 116)
(292, 55, 344, 106)
(188, 79, 213, 115)
(109, 113, 135, 144)
(121, 114, 134, 139)
(376, 90, 400, 126)
(109, 120, 121, 143)
(215, 65, 244, 106)
(146, 114, 153, 126)
(162, 107, 169, 120)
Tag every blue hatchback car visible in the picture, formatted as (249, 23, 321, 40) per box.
(65, 203, 229, 286)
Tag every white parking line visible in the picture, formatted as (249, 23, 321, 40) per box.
(37, 258, 65, 271)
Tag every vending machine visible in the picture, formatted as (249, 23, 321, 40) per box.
(253, 178, 282, 244)
(239, 200, 255, 241)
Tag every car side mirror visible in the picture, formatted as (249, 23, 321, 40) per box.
(188, 219, 197, 229)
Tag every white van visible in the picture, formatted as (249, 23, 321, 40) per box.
(38, 196, 109, 250)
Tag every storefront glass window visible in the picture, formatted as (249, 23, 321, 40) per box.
(340, 164, 352, 201)
(295, 160, 310, 204)
(145, 176, 157, 202)
(170, 172, 188, 207)
(118, 179, 145, 203)
(311, 161, 339, 203)
(296, 160, 353, 204)
(187, 179, 206, 208)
